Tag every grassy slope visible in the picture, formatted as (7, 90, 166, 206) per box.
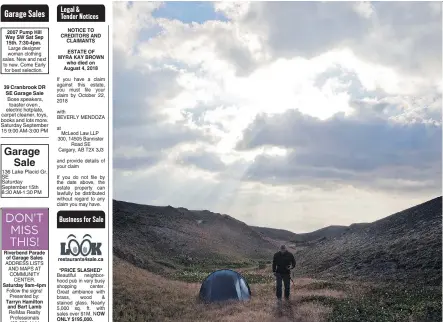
(295, 197, 442, 285)
(113, 200, 277, 274)
(114, 256, 441, 322)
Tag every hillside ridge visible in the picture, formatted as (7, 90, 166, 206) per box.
(114, 196, 441, 239)
(113, 196, 442, 284)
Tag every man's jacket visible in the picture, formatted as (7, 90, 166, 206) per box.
(272, 251, 296, 274)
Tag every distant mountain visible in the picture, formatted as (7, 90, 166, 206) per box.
(292, 225, 349, 243)
(113, 196, 442, 284)
(252, 226, 298, 243)
(295, 197, 442, 285)
(254, 223, 371, 245)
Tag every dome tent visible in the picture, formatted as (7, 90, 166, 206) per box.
(199, 269, 251, 303)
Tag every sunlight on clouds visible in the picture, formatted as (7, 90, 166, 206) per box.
(261, 146, 288, 157)
(312, 49, 431, 95)
(156, 46, 433, 141)
(113, 1, 441, 232)
(352, 1, 374, 19)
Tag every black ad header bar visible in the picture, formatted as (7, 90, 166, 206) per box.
(57, 5, 105, 22)
(1, 4, 49, 22)
(57, 210, 106, 229)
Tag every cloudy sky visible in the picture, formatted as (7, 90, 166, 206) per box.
(113, 1, 442, 233)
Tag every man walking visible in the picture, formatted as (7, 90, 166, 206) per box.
(272, 245, 296, 302)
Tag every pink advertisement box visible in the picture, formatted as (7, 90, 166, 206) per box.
(2, 208, 48, 250)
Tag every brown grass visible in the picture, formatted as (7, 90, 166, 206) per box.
(114, 257, 347, 322)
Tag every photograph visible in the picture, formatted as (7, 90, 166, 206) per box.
(112, 2, 442, 321)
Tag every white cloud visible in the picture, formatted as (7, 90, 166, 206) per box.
(352, 1, 374, 19)
(113, 2, 441, 232)
(113, 1, 163, 56)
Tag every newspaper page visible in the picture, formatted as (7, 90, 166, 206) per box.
(0, 2, 112, 322)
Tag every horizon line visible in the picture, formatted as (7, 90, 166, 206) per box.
(113, 195, 442, 235)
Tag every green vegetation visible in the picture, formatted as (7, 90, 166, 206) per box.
(303, 280, 349, 292)
(241, 271, 274, 284)
(169, 264, 274, 284)
(153, 260, 177, 269)
(170, 270, 209, 283)
(298, 282, 442, 322)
